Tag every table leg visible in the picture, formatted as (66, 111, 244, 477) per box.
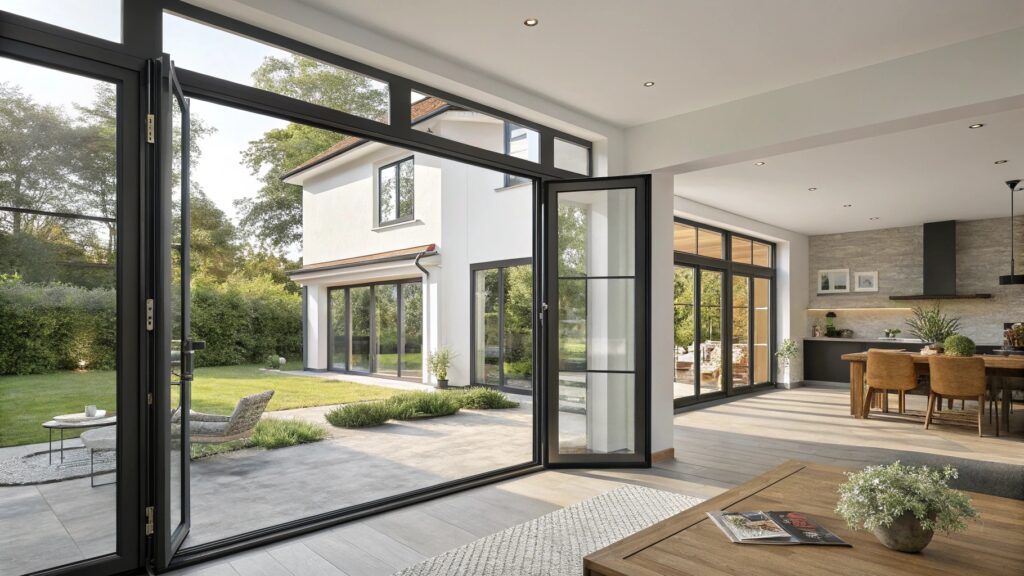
(850, 361, 864, 417)
(48, 429, 53, 465)
(60, 430, 64, 463)
(1003, 387, 1011, 433)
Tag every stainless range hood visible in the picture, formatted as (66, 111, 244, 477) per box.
(889, 220, 992, 300)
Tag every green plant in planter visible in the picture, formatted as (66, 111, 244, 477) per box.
(427, 346, 454, 384)
(943, 335, 976, 357)
(905, 305, 962, 346)
(836, 462, 976, 552)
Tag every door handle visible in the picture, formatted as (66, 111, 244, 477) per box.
(539, 302, 549, 324)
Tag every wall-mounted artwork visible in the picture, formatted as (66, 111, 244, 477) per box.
(854, 271, 879, 292)
(818, 269, 850, 293)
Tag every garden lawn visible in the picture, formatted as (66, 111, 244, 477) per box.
(0, 364, 398, 447)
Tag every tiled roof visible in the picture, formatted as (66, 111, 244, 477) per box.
(281, 97, 450, 180)
(286, 244, 437, 277)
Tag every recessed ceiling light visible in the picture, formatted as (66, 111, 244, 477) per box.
(643, 81, 655, 87)
(754, 161, 766, 166)
(843, 204, 853, 208)
(968, 123, 985, 129)
(869, 217, 880, 221)
(523, 18, 539, 26)
(995, 159, 1009, 164)
(808, 187, 817, 191)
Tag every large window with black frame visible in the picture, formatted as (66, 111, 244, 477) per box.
(672, 219, 775, 407)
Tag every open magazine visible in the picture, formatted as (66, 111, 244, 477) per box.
(706, 511, 850, 546)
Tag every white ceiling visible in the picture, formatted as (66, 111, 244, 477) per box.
(674, 107, 1024, 236)
(295, 0, 1024, 127)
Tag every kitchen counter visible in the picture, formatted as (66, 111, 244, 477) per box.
(803, 337, 1001, 383)
(804, 337, 926, 344)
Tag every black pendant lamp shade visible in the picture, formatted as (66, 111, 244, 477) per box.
(999, 179, 1024, 285)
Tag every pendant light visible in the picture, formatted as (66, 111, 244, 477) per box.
(999, 179, 1024, 285)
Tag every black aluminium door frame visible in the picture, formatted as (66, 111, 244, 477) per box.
(0, 35, 146, 576)
(543, 175, 651, 468)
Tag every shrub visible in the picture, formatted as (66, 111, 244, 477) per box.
(450, 387, 519, 409)
(251, 418, 328, 449)
(386, 391, 461, 418)
(427, 346, 453, 381)
(943, 334, 976, 357)
(325, 402, 393, 428)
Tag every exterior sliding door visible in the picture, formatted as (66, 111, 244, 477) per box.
(328, 281, 422, 379)
(471, 258, 533, 393)
(545, 177, 649, 467)
(673, 219, 775, 407)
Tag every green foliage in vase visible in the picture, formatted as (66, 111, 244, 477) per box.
(905, 305, 962, 344)
(836, 462, 977, 533)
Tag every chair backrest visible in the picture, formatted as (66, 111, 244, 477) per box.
(225, 390, 275, 436)
(866, 350, 916, 390)
(928, 356, 987, 397)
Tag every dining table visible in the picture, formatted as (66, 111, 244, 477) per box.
(840, 351, 1024, 428)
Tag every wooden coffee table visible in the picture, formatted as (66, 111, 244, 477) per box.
(584, 461, 1024, 576)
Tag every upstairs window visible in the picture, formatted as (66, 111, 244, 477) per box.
(378, 157, 414, 225)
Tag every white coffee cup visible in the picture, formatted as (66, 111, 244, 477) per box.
(85, 405, 98, 417)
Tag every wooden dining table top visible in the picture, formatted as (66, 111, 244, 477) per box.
(841, 351, 1024, 370)
(583, 461, 1024, 576)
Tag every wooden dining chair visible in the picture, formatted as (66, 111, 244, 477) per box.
(863, 350, 917, 418)
(926, 356, 998, 437)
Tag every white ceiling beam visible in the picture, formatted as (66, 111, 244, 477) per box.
(626, 27, 1024, 175)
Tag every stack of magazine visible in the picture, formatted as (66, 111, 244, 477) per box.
(706, 511, 850, 546)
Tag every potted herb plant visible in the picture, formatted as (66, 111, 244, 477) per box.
(905, 304, 962, 352)
(775, 338, 799, 386)
(836, 462, 977, 553)
(943, 335, 976, 357)
(428, 346, 453, 389)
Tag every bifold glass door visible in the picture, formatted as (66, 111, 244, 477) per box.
(0, 42, 142, 576)
(544, 177, 649, 466)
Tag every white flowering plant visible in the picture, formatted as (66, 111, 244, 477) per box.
(835, 462, 977, 533)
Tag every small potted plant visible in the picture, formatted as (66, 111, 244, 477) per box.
(905, 304, 962, 353)
(775, 338, 799, 386)
(428, 346, 453, 389)
(836, 462, 977, 553)
(1005, 322, 1024, 350)
(943, 335, 975, 357)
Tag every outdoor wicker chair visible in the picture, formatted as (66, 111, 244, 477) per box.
(188, 390, 275, 446)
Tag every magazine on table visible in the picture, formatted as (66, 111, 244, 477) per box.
(706, 511, 850, 546)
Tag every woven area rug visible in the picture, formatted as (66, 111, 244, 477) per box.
(394, 484, 703, 576)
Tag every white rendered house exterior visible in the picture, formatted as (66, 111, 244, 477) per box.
(284, 100, 537, 389)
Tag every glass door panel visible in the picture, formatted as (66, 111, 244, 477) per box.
(698, 270, 724, 396)
(753, 278, 771, 384)
(475, 268, 501, 385)
(546, 177, 648, 466)
(502, 264, 533, 391)
(0, 53, 138, 576)
(732, 275, 751, 388)
(329, 288, 348, 370)
(673, 266, 697, 399)
(400, 282, 423, 379)
(350, 286, 371, 372)
(375, 284, 399, 376)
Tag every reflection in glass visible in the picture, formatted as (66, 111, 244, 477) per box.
(732, 276, 750, 387)
(752, 241, 772, 267)
(673, 222, 697, 254)
(329, 288, 348, 370)
(558, 278, 587, 372)
(553, 138, 590, 175)
(731, 236, 752, 264)
(474, 269, 500, 385)
(0, 58, 119, 574)
(401, 282, 423, 379)
(350, 286, 371, 372)
(754, 278, 771, 384)
(557, 373, 635, 455)
(502, 265, 533, 390)
(699, 270, 723, 394)
(586, 278, 634, 372)
(697, 228, 723, 259)
(673, 267, 696, 399)
(375, 284, 398, 376)
(1, 0, 121, 42)
(558, 188, 634, 277)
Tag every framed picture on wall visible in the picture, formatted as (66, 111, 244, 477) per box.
(854, 271, 879, 292)
(817, 269, 850, 293)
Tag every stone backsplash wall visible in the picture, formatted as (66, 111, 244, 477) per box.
(807, 216, 1024, 345)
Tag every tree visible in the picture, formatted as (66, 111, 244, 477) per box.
(236, 54, 388, 252)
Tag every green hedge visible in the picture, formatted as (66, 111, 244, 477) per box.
(0, 276, 301, 375)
